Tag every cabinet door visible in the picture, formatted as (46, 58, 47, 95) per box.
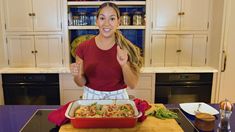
(7, 36, 35, 67)
(219, 0, 235, 102)
(192, 35, 207, 66)
(33, 0, 61, 31)
(0, 13, 5, 66)
(181, 0, 210, 30)
(178, 35, 193, 66)
(152, 0, 181, 31)
(35, 35, 63, 67)
(165, 35, 179, 66)
(151, 35, 166, 66)
(4, 0, 33, 31)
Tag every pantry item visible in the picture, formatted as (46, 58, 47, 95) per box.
(78, 12, 88, 26)
(121, 12, 131, 25)
(89, 12, 97, 25)
(133, 11, 143, 25)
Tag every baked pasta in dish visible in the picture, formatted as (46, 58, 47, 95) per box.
(74, 103, 135, 118)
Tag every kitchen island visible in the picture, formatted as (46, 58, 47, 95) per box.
(0, 104, 234, 132)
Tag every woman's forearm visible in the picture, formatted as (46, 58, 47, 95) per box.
(74, 75, 86, 87)
(121, 63, 139, 89)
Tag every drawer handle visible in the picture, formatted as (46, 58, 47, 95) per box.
(176, 49, 182, 52)
(221, 50, 227, 72)
(178, 12, 185, 15)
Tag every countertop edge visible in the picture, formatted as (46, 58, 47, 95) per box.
(0, 66, 218, 74)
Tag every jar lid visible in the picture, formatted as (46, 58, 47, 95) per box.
(122, 12, 129, 15)
(134, 11, 143, 15)
(79, 12, 87, 15)
(91, 12, 97, 15)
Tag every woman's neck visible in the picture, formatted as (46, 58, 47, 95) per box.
(95, 34, 116, 50)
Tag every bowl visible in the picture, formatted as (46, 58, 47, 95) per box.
(194, 112, 215, 131)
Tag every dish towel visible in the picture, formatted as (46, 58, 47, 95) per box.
(133, 98, 151, 122)
(48, 101, 73, 126)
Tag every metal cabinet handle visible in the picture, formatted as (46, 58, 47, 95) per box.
(221, 50, 227, 72)
(31, 50, 38, 54)
(32, 13, 36, 16)
(28, 13, 32, 16)
(176, 49, 182, 52)
(178, 12, 185, 15)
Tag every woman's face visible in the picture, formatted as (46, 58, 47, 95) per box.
(96, 6, 120, 38)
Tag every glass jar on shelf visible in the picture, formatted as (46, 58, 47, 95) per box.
(89, 12, 97, 25)
(72, 13, 79, 26)
(78, 12, 88, 26)
(133, 11, 143, 26)
(120, 12, 131, 26)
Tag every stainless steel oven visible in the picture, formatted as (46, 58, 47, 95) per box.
(155, 73, 213, 104)
(2, 74, 60, 105)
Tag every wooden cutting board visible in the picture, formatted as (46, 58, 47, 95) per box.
(59, 104, 183, 132)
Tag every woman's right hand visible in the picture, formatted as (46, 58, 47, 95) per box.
(70, 57, 83, 77)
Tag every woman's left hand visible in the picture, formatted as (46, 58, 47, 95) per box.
(117, 45, 128, 66)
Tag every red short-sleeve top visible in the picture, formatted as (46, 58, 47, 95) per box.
(76, 37, 127, 91)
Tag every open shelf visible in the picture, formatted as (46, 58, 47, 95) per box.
(67, 1, 146, 6)
(68, 25, 146, 30)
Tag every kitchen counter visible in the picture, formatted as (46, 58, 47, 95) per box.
(0, 105, 58, 132)
(0, 66, 218, 73)
(0, 104, 234, 132)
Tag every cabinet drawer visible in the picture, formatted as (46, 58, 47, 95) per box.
(62, 89, 83, 105)
(127, 89, 153, 103)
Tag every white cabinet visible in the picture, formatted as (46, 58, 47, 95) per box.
(218, 0, 235, 102)
(34, 36, 63, 67)
(7, 36, 35, 67)
(0, 8, 5, 67)
(152, 0, 210, 31)
(192, 35, 208, 66)
(60, 73, 155, 104)
(165, 35, 193, 66)
(151, 34, 207, 67)
(4, 0, 62, 32)
(151, 35, 166, 67)
(7, 35, 63, 67)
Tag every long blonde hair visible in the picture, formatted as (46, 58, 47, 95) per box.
(97, 2, 143, 74)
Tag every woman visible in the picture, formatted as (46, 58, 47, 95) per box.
(70, 2, 143, 99)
